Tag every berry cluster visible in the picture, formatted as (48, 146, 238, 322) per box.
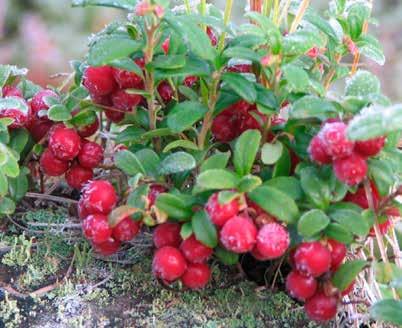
(308, 121, 385, 185)
(79, 180, 142, 255)
(205, 192, 290, 260)
(286, 240, 352, 321)
(152, 224, 212, 290)
(39, 123, 104, 190)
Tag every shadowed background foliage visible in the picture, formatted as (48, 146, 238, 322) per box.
(1, 0, 402, 100)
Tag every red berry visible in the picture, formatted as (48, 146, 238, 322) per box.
(111, 89, 142, 111)
(226, 64, 252, 73)
(157, 81, 173, 103)
(307, 47, 320, 59)
(319, 122, 354, 159)
(294, 242, 331, 277)
(256, 223, 290, 260)
(181, 263, 211, 290)
(211, 112, 238, 142)
(91, 93, 113, 106)
(153, 222, 182, 249)
(83, 66, 117, 97)
(304, 292, 338, 322)
(180, 235, 213, 264)
(2, 86, 23, 98)
(152, 246, 187, 282)
(48, 124, 81, 161)
(308, 135, 332, 165)
(82, 214, 112, 244)
(27, 119, 54, 142)
(78, 141, 104, 169)
(30, 89, 58, 121)
(220, 215, 257, 253)
(0, 109, 28, 129)
(148, 184, 167, 208)
(206, 26, 217, 46)
(251, 247, 270, 261)
(113, 59, 144, 89)
(355, 137, 385, 157)
(105, 109, 125, 123)
(384, 207, 400, 217)
(327, 239, 347, 271)
(65, 164, 93, 190)
(162, 37, 170, 55)
(286, 270, 318, 301)
(81, 180, 117, 215)
(112, 216, 140, 242)
(205, 192, 240, 227)
(183, 76, 198, 87)
(333, 153, 367, 186)
(78, 198, 90, 220)
(344, 181, 380, 209)
(92, 237, 121, 256)
(369, 219, 392, 237)
(72, 109, 99, 138)
(39, 148, 70, 176)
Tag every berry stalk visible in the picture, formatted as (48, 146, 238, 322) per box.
(289, 0, 310, 33)
(217, 0, 234, 51)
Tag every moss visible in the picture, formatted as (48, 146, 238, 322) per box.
(0, 293, 22, 328)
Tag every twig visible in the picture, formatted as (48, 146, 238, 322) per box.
(25, 192, 78, 204)
(289, 0, 310, 33)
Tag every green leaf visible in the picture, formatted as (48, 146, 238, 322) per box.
(0, 97, 29, 114)
(283, 30, 324, 56)
(345, 70, 381, 97)
(2, 154, 19, 178)
(0, 197, 15, 215)
(8, 171, 28, 202)
(158, 152, 196, 175)
(215, 246, 239, 265)
(300, 167, 331, 209)
(233, 130, 261, 176)
(127, 184, 149, 210)
(328, 209, 369, 237)
(290, 96, 337, 119)
(163, 140, 199, 153)
(332, 260, 367, 291)
(180, 222, 193, 240)
(71, 0, 136, 10)
(282, 64, 310, 93)
(255, 84, 278, 111)
(237, 175, 262, 193)
(324, 222, 354, 244)
(48, 104, 71, 121)
(0, 170, 7, 197)
(221, 73, 257, 104)
(110, 57, 143, 78)
(357, 35, 385, 66)
(369, 159, 394, 196)
(272, 146, 291, 178)
(370, 300, 402, 326)
(223, 46, 262, 62)
(195, 169, 240, 192)
(200, 151, 230, 173)
(88, 36, 142, 66)
(167, 101, 208, 133)
(154, 56, 211, 80)
(115, 126, 146, 144)
(135, 149, 160, 178)
(155, 193, 193, 221)
(9, 129, 29, 154)
(261, 141, 283, 165)
(0, 65, 12, 88)
(248, 186, 299, 224)
(298, 209, 330, 238)
(264, 177, 303, 200)
(347, 3, 370, 40)
(151, 55, 186, 70)
(191, 211, 218, 248)
(347, 104, 402, 140)
(304, 10, 339, 42)
(114, 150, 145, 176)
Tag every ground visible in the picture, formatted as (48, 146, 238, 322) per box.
(0, 205, 326, 328)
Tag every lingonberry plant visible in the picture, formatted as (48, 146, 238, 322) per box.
(1, 0, 402, 325)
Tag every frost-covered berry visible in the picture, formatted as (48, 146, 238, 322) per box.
(308, 135, 332, 165)
(181, 263, 211, 290)
(92, 237, 121, 256)
(286, 270, 317, 301)
(153, 222, 182, 249)
(112, 216, 140, 242)
(65, 164, 93, 190)
(81, 180, 117, 215)
(78, 141, 104, 169)
(39, 148, 70, 176)
(304, 292, 338, 322)
(48, 124, 81, 161)
(30, 89, 59, 121)
(113, 58, 144, 89)
(294, 242, 331, 277)
(205, 192, 240, 227)
(220, 215, 257, 253)
(27, 119, 54, 142)
(355, 137, 385, 157)
(105, 109, 125, 123)
(2, 86, 23, 98)
(152, 246, 187, 282)
(72, 109, 99, 138)
(319, 122, 354, 159)
(0, 109, 28, 129)
(78, 198, 90, 220)
(333, 153, 367, 186)
(82, 214, 112, 244)
(83, 66, 117, 96)
(180, 235, 213, 264)
(327, 239, 346, 271)
(256, 223, 290, 260)
(344, 181, 380, 209)
(111, 89, 142, 111)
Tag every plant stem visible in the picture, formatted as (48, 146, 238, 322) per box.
(262, 0, 272, 16)
(289, 0, 310, 33)
(324, 53, 342, 91)
(278, 0, 292, 25)
(184, 0, 191, 14)
(200, 0, 207, 16)
(273, 0, 280, 25)
(218, 0, 234, 51)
